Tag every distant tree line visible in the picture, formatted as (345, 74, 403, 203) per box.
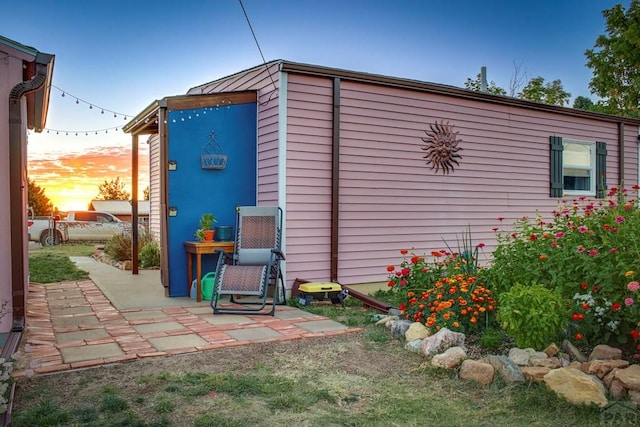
(465, 1, 640, 118)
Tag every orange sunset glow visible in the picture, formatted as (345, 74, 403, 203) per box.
(28, 146, 149, 212)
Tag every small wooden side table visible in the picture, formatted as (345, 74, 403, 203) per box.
(184, 241, 234, 302)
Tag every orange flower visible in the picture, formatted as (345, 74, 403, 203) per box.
(539, 254, 547, 261)
(418, 304, 425, 310)
(452, 322, 460, 328)
(470, 317, 477, 324)
(400, 249, 408, 255)
(443, 313, 450, 320)
(386, 265, 395, 272)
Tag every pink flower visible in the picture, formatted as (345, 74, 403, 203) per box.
(550, 242, 557, 248)
(625, 297, 635, 306)
(616, 216, 625, 224)
(577, 245, 586, 253)
(477, 243, 485, 248)
(578, 226, 588, 233)
(609, 248, 618, 253)
(611, 227, 619, 233)
(628, 281, 640, 292)
(588, 249, 598, 257)
(492, 227, 499, 232)
(497, 217, 504, 222)
(555, 232, 565, 238)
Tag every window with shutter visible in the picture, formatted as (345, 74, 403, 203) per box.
(550, 137, 605, 198)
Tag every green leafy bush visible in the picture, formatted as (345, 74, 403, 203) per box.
(104, 233, 132, 261)
(488, 186, 640, 348)
(140, 242, 160, 268)
(497, 284, 568, 350)
(104, 228, 157, 266)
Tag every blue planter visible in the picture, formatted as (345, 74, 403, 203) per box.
(214, 226, 233, 242)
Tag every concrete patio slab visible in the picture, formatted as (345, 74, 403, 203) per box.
(52, 314, 101, 328)
(296, 319, 349, 333)
(226, 327, 284, 342)
(133, 321, 186, 335)
(148, 334, 208, 351)
(49, 306, 93, 316)
(121, 310, 171, 321)
(60, 343, 124, 364)
(57, 329, 110, 344)
(203, 315, 253, 325)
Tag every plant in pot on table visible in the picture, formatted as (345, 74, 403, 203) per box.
(195, 213, 216, 241)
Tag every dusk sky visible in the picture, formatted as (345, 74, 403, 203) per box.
(3, 0, 628, 210)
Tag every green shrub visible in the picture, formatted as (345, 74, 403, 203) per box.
(488, 187, 640, 349)
(497, 284, 568, 350)
(104, 233, 132, 261)
(104, 228, 156, 264)
(140, 242, 161, 268)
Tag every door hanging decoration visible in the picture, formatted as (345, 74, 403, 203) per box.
(201, 130, 227, 170)
(420, 120, 463, 175)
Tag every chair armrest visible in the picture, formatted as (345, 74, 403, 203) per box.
(214, 248, 231, 268)
(271, 249, 286, 260)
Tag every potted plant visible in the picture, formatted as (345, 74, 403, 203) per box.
(195, 213, 216, 241)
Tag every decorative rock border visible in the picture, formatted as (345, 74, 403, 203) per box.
(380, 316, 640, 408)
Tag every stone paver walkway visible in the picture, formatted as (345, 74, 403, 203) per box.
(18, 280, 361, 376)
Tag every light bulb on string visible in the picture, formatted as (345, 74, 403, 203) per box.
(89, 105, 93, 109)
(101, 110, 104, 114)
(61, 92, 65, 97)
(76, 99, 79, 104)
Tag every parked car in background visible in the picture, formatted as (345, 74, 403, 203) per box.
(28, 210, 132, 245)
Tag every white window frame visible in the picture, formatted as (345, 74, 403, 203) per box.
(563, 138, 596, 197)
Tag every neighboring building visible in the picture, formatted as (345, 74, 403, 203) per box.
(125, 60, 640, 298)
(89, 199, 150, 225)
(0, 35, 54, 335)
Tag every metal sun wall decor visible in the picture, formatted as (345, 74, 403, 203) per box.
(420, 120, 463, 175)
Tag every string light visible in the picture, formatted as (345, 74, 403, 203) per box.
(44, 125, 122, 135)
(41, 101, 233, 136)
(50, 84, 133, 119)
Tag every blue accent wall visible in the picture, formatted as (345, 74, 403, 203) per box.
(167, 103, 257, 297)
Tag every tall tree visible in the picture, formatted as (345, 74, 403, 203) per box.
(573, 96, 595, 111)
(27, 178, 54, 216)
(96, 177, 130, 201)
(518, 77, 571, 106)
(585, 0, 640, 117)
(464, 73, 507, 96)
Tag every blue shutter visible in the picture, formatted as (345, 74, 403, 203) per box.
(596, 141, 607, 199)
(550, 136, 563, 198)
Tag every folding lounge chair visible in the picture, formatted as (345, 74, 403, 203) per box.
(211, 206, 286, 316)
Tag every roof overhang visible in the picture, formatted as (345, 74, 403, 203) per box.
(123, 91, 258, 135)
(277, 60, 640, 126)
(1, 35, 55, 132)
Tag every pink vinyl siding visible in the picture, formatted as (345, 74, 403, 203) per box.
(189, 63, 281, 206)
(334, 80, 636, 285)
(284, 75, 334, 283)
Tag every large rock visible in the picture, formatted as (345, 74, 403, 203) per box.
(404, 339, 423, 353)
(630, 390, 640, 404)
(485, 355, 525, 384)
(543, 367, 608, 407)
(543, 343, 560, 357)
(530, 356, 562, 369)
(520, 366, 551, 383)
(588, 359, 630, 379)
(391, 320, 414, 339)
(562, 339, 587, 362)
(508, 348, 537, 366)
(405, 322, 430, 342)
(459, 360, 495, 386)
(431, 346, 467, 369)
(610, 378, 628, 399)
(589, 344, 622, 361)
(421, 327, 466, 358)
(615, 364, 640, 391)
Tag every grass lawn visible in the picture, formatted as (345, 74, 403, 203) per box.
(28, 243, 94, 283)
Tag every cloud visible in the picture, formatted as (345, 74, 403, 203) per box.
(28, 146, 149, 211)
